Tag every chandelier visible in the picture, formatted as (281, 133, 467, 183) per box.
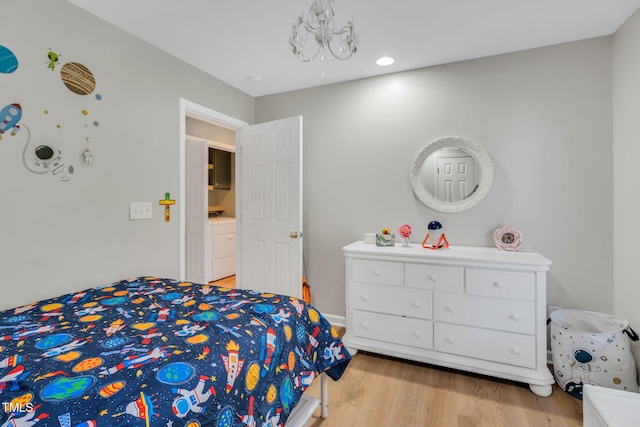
(289, 0, 359, 65)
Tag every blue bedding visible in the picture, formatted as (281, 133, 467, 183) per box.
(0, 277, 350, 427)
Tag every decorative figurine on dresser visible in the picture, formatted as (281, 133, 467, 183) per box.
(421, 220, 449, 249)
(342, 241, 554, 396)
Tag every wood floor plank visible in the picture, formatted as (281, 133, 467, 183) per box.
(304, 329, 583, 427)
(210, 275, 236, 288)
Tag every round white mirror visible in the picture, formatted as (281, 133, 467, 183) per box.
(410, 136, 494, 213)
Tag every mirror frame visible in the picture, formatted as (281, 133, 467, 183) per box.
(410, 136, 494, 213)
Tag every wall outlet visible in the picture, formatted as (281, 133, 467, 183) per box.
(130, 202, 152, 220)
(549, 305, 562, 316)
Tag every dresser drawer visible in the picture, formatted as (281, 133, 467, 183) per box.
(405, 263, 464, 292)
(352, 259, 403, 286)
(434, 293, 535, 334)
(352, 310, 433, 350)
(466, 269, 535, 300)
(353, 283, 432, 319)
(434, 323, 536, 368)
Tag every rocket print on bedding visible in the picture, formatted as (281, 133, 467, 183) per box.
(0, 276, 350, 427)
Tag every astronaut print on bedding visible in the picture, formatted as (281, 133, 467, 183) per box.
(0, 276, 351, 426)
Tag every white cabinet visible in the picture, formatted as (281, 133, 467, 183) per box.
(342, 241, 555, 397)
(206, 218, 236, 282)
(583, 384, 640, 426)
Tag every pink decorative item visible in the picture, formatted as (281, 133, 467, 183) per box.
(493, 225, 523, 251)
(398, 224, 412, 247)
(398, 224, 412, 238)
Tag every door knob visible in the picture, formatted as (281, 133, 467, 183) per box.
(290, 231, 299, 239)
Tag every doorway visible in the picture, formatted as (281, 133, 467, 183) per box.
(179, 99, 304, 299)
(178, 99, 248, 283)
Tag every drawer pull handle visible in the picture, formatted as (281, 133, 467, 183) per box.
(412, 301, 421, 309)
(445, 305, 454, 312)
(361, 295, 369, 302)
(362, 322, 369, 330)
(511, 347, 521, 355)
(427, 275, 437, 282)
(493, 281, 503, 288)
(414, 331, 422, 338)
(510, 313, 520, 321)
(445, 337, 455, 344)
(372, 270, 381, 277)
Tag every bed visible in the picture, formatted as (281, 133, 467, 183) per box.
(0, 276, 350, 427)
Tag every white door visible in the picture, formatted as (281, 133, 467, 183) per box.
(436, 154, 475, 202)
(185, 140, 208, 284)
(237, 116, 302, 298)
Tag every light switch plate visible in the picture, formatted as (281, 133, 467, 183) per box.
(130, 202, 152, 220)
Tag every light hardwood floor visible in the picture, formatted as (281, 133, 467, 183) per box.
(303, 329, 583, 427)
(211, 275, 236, 288)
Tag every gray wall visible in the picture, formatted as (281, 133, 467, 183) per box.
(186, 117, 236, 146)
(256, 37, 613, 319)
(1, 0, 628, 325)
(0, 0, 253, 310)
(613, 9, 640, 366)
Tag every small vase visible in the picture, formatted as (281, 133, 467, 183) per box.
(401, 237, 410, 247)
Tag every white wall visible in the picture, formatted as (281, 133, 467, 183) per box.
(256, 38, 614, 319)
(0, 0, 253, 310)
(612, 9, 640, 369)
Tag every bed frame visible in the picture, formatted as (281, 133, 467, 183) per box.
(285, 374, 328, 426)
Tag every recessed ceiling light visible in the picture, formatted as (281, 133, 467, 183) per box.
(376, 57, 395, 66)
(247, 76, 263, 83)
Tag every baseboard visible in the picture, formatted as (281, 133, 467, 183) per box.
(322, 313, 346, 328)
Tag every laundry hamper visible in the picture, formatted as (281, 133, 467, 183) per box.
(549, 309, 639, 399)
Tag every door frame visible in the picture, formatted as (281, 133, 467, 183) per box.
(178, 98, 248, 281)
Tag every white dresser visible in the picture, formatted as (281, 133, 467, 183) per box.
(342, 241, 554, 397)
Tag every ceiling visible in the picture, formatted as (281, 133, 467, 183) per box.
(67, 0, 640, 97)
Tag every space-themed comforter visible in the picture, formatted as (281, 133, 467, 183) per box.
(0, 276, 350, 427)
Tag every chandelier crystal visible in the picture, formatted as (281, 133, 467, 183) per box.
(289, 0, 358, 65)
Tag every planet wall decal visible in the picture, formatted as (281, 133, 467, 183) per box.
(0, 45, 18, 73)
(60, 62, 96, 95)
